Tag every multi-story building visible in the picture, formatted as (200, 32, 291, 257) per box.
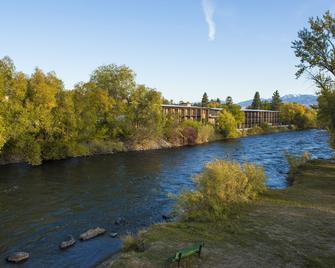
(161, 104, 280, 128)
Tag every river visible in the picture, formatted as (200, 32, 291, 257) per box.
(0, 129, 334, 267)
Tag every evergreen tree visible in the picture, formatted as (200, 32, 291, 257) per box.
(201, 92, 209, 107)
(250, 91, 261, 109)
(225, 96, 233, 106)
(271, 90, 282, 110)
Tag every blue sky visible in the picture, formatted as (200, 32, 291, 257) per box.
(1, 0, 334, 102)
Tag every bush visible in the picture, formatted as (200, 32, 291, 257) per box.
(246, 126, 263, 135)
(196, 124, 216, 143)
(122, 231, 145, 252)
(260, 122, 270, 132)
(285, 151, 311, 175)
(182, 126, 198, 144)
(176, 160, 266, 222)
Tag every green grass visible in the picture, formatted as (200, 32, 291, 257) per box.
(103, 159, 335, 268)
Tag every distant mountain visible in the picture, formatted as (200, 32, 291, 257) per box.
(238, 94, 317, 108)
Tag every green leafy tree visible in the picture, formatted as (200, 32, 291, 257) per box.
(217, 110, 239, 138)
(292, 11, 335, 143)
(271, 90, 282, 110)
(127, 85, 163, 140)
(201, 92, 209, 107)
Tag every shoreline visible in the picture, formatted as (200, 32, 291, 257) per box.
(0, 125, 294, 167)
(102, 158, 335, 267)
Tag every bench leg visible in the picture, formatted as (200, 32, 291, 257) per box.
(198, 245, 203, 258)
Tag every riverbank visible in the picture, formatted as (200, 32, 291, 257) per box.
(0, 125, 291, 166)
(102, 159, 335, 267)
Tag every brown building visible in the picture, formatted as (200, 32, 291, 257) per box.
(162, 104, 280, 128)
(241, 109, 280, 128)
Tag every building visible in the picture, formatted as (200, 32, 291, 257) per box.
(241, 109, 280, 128)
(161, 104, 280, 128)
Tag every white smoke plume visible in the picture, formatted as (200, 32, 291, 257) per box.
(202, 0, 216, 41)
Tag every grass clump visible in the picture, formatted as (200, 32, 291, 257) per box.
(176, 160, 266, 222)
(122, 231, 146, 252)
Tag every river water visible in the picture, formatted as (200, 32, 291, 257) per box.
(0, 129, 334, 267)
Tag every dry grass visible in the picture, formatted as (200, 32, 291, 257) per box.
(122, 231, 146, 253)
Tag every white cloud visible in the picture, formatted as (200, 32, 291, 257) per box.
(202, 0, 216, 41)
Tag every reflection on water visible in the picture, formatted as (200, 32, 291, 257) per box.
(0, 129, 333, 267)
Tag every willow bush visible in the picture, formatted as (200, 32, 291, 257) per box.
(176, 160, 266, 222)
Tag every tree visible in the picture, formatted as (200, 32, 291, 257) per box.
(217, 110, 239, 138)
(201, 92, 209, 107)
(224, 104, 245, 126)
(127, 85, 163, 140)
(250, 91, 261, 109)
(271, 90, 282, 110)
(225, 96, 233, 106)
(280, 103, 317, 129)
(0, 115, 6, 152)
(292, 11, 335, 142)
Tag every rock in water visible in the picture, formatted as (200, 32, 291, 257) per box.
(59, 235, 76, 249)
(80, 227, 106, 241)
(114, 217, 126, 225)
(7, 252, 29, 263)
(109, 232, 118, 238)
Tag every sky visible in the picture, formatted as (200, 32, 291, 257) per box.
(1, 0, 334, 102)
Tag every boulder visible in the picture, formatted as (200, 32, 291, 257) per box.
(59, 235, 76, 249)
(80, 227, 106, 241)
(7, 252, 29, 263)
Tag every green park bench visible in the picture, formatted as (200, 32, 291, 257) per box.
(167, 241, 204, 267)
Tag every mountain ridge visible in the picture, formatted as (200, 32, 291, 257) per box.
(238, 94, 317, 108)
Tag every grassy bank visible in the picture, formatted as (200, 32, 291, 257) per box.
(103, 159, 335, 268)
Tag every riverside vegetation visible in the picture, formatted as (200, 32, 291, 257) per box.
(0, 58, 318, 166)
(103, 156, 335, 268)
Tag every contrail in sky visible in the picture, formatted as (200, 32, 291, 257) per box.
(202, 0, 216, 41)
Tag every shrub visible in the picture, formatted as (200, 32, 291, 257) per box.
(182, 126, 197, 145)
(285, 151, 311, 175)
(176, 160, 266, 222)
(122, 231, 145, 252)
(246, 126, 263, 135)
(196, 124, 216, 144)
(260, 122, 270, 132)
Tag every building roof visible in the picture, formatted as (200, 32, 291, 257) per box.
(241, 108, 280, 113)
